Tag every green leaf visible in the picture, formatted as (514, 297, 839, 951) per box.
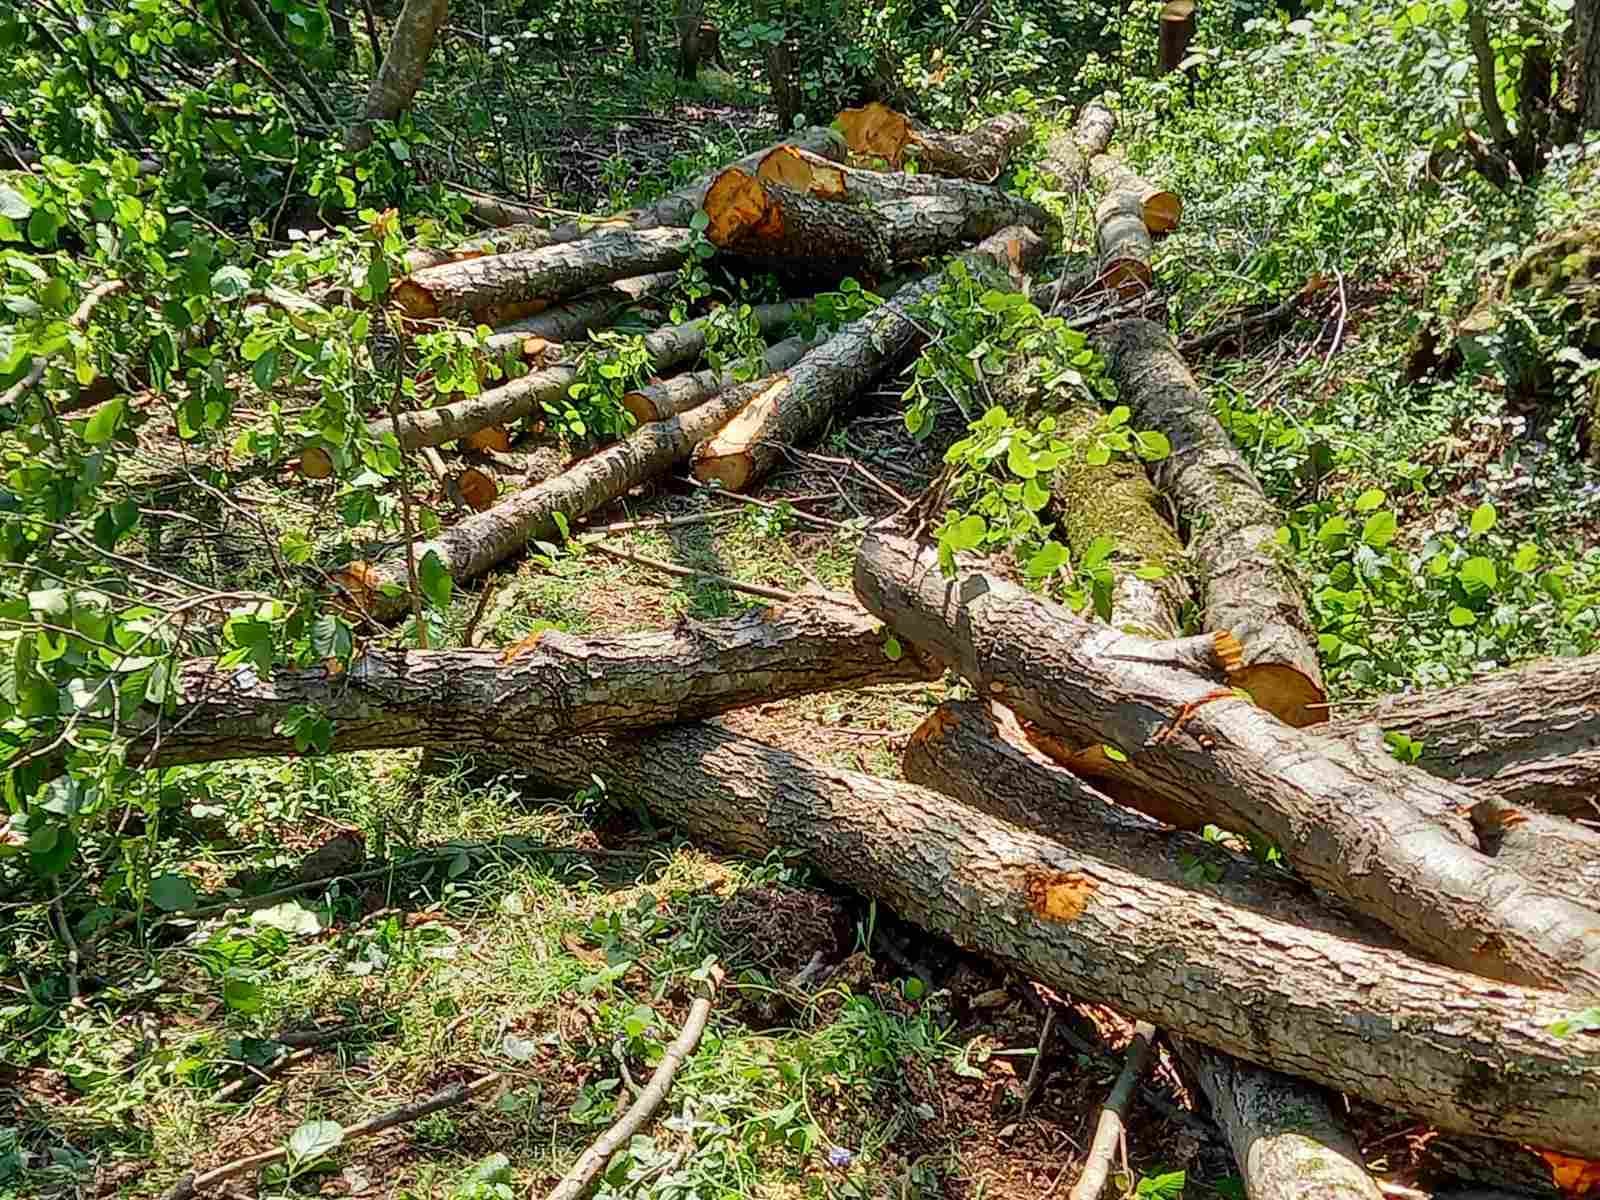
(1133, 430, 1171, 461)
(252, 348, 279, 391)
(418, 550, 452, 610)
(883, 635, 903, 662)
(30, 825, 75, 876)
(1361, 510, 1398, 548)
(1447, 605, 1476, 627)
(1102, 744, 1128, 763)
(1457, 556, 1498, 594)
(150, 873, 197, 911)
(1549, 1006, 1600, 1038)
(82, 397, 125, 445)
(947, 515, 987, 552)
(1469, 502, 1497, 535)
(1024, 540, 1068, 579)
(0, 184, 30, 220)
(287, 1119, 345, 1164)
(1352, 488, 1386, 512)
(1005, 437, 1037, 479)
(223, 977, 264, 1013)
(1135, 1169, 1186, 1200)
(27, 208, 61, 246)
(1082, 535, 1116, 571)
(1512, 543, 1539, 573)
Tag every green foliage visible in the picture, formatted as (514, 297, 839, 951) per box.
(552, 330, 655, 441)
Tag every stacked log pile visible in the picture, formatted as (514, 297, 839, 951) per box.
(130, 103, 1600, 1194)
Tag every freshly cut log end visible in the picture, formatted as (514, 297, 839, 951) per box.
(1095, 194, 1156, 297)
(702, 168, 891, 275)
(1235, 663, 1326, 730)
(1090, 155, 1183, 235)
(691, 375, 794, 491)
(299, 446, 335, 479)
(757, 145, 848, 199)
(462, 425, 512, 453)
(835, 101, 912, 165)
(451, 466, 499, 512)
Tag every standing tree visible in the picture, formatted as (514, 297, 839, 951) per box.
(346, 0, 449, 151)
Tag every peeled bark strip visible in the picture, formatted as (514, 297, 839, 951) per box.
(350, 373, 786, 620)
(703, 169, 892, 275)
(1039, 102, 1117, 193)
(371, 303, 800, 451)
(692, 225, 1045, 491)
(394, 227, 696, 321)
(623, 333, 819, 425)
(504, 720, 1600, 1156)
(853, 531, 1600, 993)
(121, 596, 933, 767)
(544, 129, 846, 244)
(834, 103, 1032, 181)
(346, 0, 447, 152)
(1102, 319, 1327, 727)
(992, 359, 1191, 639)
(1095, 189, 1155, 296)
(1089, 155, 1182, 235)
(1332, 654, 1600, 818)
(1174, 1038, 1385, 1200)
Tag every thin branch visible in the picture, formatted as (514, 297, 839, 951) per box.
(544, 965, 724, 1200)
(586, 542, 798, 603)
(678, 477, 853, 531)
(233, 0, 339, 126)
(385, 316, 429, 650)
(1018, 1006, 1055, 1118)
(1066, 1021, 1157, 1200)
(50, 895, 81, 1003)
(1468, 0, 1515, 148)
(462, 577, 498, 647)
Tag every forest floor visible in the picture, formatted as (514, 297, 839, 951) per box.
(8, 61, 1600, 1200)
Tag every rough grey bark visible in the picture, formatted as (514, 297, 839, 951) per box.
(370, 302, 801, 450)
(401, 223, 555, 273)
(393, 227, 696, 321)
(878, 193, 1059, 262)
(692, 225, 1046, 491)
(1101, 319, 1327, 727)
(1470, 795, 1600, 909)
(346, 0, 447, 152)
(906, 112, 1034, 182)
(1094, 188, 1155, 296)
(1038, 101, 1116, 193)
(853, 531, 1600, 994)
(622, 333, 819, 425)
(500, 719, 1600, 1156)
(703, 169, 892, 276)
(120, 596, 933, 767)
(480, 272, 679, 355)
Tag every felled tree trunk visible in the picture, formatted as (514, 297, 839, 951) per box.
(501, 720, 1600, 1156)
(1173, 1038, 1385, 1200)
(393, 227, 696, 321)
(1095, 189, 1155, 296)
(480, 272, 678, 353)
(401, 223, 556, 273)
(1470, 795, 1600, 909)
(703, 170, 892, 276)
(623, 333, 819, 424)
(121, 596, 933, 767)
(835, 103, 1033, 181)
(370, 301, 801, 450)
(992, 358, 1190, 640)
(348, 372, 789, 620)
(853, 531, 1600, 994)
(346, 0, 447, 152)
(1330, 654, 1600, 818)
(755, 143, 1056, 240)
(1089, 156, 1181, 234)
(1038, 101, 1116, 193)
(692, 225, 1045, 491)
(1101, 319, 1327, 727)
(543, 129, 845, 244)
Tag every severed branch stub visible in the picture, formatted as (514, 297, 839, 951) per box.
(1068, 1022, 1156, 1200)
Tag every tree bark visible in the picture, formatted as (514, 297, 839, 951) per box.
(1173, 1037, 1385, 1200)
(703, 169, 892, 276)
(120, 596, 934, 767)
(675, 0, 704, 78)
(1562, 0, 1600, 135)
(1100, 319, 1327, 727)
(401, 223, 555, 273)
(370, 301, 800, 451)
(1158, 1, 1196, 76)
(346, 371, 787, 620)
(630, 7, 650, 69)
(393, 227, 696, 322)
(346, 0, 447, 152)
(1089, 155, 1181, 235)
(1038, 101, 1116, 194)
(1330, 653, 1600, 818)
(1094, 188, 1155, 296)
(1470, 795, 1600, 909)
(543, 129, 845, 245)
(691, 225, 1046, 491)
(623, 333, 820, 425)
(767, 40, 801, 132)
(834, 103, 1033, 181)
(852, 531, 1600, 994)
(499, 719, 1600, 1157)
(479, 272, 678, 353)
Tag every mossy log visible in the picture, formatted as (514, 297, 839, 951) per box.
(1038, 101, 1117, 193)
(691, 226, 1046, 492)
(346, 371, 792, 620)
(503, 719, 1600, 1157)
(834, 102, 1032, 181)
(622, 333, 820, 425)
(853, 531, 1600, 994)
(392, 227, 697, 322)
(1089, 155, 1182, 235)
(702, 169, 892, 276)
(1100, 319, 1326, 726)
(368, 301, 802, 451)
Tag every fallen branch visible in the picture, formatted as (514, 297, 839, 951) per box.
(622, 333, 819, 424)
(835, 103, 1032, 181)
(586, 542, 798, 603)
(1038, 101, 1117, 193)
(481, 271, 679, 351)
(1067, 1022, 1155, 1200)
(543, 965, 724, 1200)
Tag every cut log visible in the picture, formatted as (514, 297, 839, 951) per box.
(1173, 1037, 1385, 1200)
(834, 103, 1033, 181)
(480, 272, 678, 352)
(1089, 155, 1182, 235)
(1038, 101, 1117, 194)
(1331, 654, 1600, 819)
(1095, 188, 1155, 297)
(402, 223, 556, 274)
(369, 302, 803, 451)
(853, 531, 1600, 993)
(543, 129, 846, 244)
(702, 169, 892, 275)
(1470, 795, 1600, 908)
(992, 358, 1191, 639)
(347, 371, 794, 620)
(878, 194, 1061, 263)
(118, 596, 935, 768)
(501, 719, 1600, 1156)
(1159, 1, 1197, 76)
(691, 225, 1046, 492)
(1101, 319, 1327, 727)
(393, 227, 697, 322)
(622, 333, 820, 425)
(446, 464, 499, 512)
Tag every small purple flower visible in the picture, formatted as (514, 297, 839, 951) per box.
(827, 1146, 855, 1169)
